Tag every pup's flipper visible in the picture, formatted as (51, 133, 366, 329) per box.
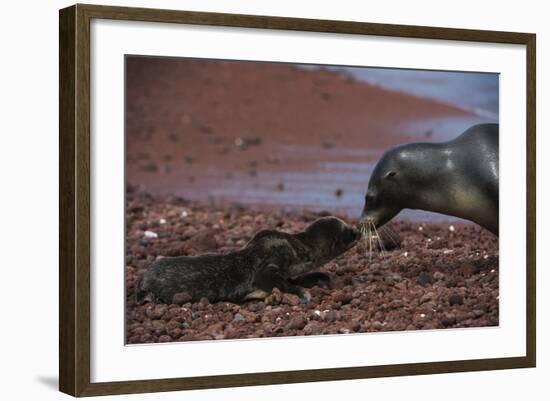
(254, 263, 311, 303)
(289, 272, 330, 288)
(243, 289, 270, 301)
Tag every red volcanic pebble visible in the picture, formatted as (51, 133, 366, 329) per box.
(125, 191, 499, 344)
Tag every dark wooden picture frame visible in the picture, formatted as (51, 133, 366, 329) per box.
(59, 3, 536, 397)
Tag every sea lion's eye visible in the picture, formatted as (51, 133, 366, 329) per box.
(385, 171, 397, 179)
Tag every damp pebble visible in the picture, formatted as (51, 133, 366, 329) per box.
(159, 218, 167, 225)
(144, 230, 158, 239)
(233, 313, 245, 323)
(125, 190, 499, 344)
(449, 225, 455, 232)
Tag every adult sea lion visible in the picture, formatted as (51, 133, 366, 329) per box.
(361, 123, 499, 235)
(136, 216, 360, 304)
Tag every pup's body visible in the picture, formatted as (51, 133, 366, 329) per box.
(136, 217, 359, 304)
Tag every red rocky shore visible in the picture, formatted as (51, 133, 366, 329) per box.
(125, 190, 499, 344)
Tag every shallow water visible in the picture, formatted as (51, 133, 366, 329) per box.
(174, 110, 497, 222)
(170, 67, 499, 221)
(327, 66, 499, 120)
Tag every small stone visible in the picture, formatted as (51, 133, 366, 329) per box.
(281, 293, 301, 306)
(389, 299, 404, 309)
(144, 230, 158, 239)
(168, 328, 182, 339)
(475, 302, 490, 312)
(323, 310, 340, 322)
(433, 271, 445, 281)
(139, 333, 153, 343)
(419, 292, 435, 304)
(445, 277, 459, 288)
(233, 313, 245, 323)
(417, 271, 433, 287)
(165, 320, 181, 331)
(151, 320, 166, 335)
(372, 321, 384, 330)
(303, 322, 323, 335)
(442, 313, 456, 327)
(261, 322, 275, 334)
(455, 312, 469, 323)
(449, 294, 464, 306)
(265, 288, 283, 305)
(172, 292, 192, 305)
(389, 273, 402, 283)
(184, 229, 218, 253)
(334, 292, 353, 304)
(286, 315, 307, 330)
(198, 297, 210, 308)
(146, 304, 167, 319)
(248, 301, 265, 312)
(473, 309, 485, 318)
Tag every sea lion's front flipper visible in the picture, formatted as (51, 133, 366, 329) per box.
(289, 272, 330, 288)
(254, 263, 311, 303)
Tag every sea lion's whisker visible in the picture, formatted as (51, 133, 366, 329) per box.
(368, 224, 373, 262)
(359, 220, 368, 239)
(382, 224, 399, 241)
(371, 221, 386, 253)
(379, 225, 398, 247)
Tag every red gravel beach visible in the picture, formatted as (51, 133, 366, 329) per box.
(125, 57, 498, 343)
(125, 190, 498, 344)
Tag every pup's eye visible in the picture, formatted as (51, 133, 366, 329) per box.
(385, 171, 397, 179)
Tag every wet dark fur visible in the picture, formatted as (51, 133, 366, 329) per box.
(136, 217, 360, 304)
(362, 123, 499, 235)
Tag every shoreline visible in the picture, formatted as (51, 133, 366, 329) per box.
(125, 57, 494, 216)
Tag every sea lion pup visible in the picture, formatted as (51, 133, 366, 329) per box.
(136, 216, 360, 305)
(361, 123, 499, 235)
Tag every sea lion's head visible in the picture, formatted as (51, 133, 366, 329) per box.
(301, 216, 360, 266)
(361, 143, 434, 228)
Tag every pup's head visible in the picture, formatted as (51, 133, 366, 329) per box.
(301, 216, 360, 266)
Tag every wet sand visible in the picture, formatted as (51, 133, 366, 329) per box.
(125, 190, 498, 344)
(125, 57, 491, 217)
